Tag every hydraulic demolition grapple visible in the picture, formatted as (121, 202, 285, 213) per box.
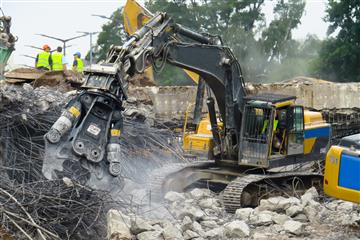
(43, 58, 129, 188)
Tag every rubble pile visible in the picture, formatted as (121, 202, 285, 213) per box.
(129, 73, 157, 87)
(0, 83, 108, 239)
(0, 80, 359, 239)
(0, 82, 187, 239)
(248, 76, 360, 109)
(4, 68, 84, 89)
(0, 178, 112, 239)
(108, 187, 360, 240)
(0, 83, 68, 182)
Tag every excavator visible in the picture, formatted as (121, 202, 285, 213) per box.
(43, 4, 333, 212)
(324, 134, 360, 203)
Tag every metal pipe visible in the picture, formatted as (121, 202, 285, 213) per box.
(90, 33, 93, 66)
(174, 24, 211, 44)
(193, 78, 205, 124)
(207, 97, 221, 146)
(133, 13, 164, 40)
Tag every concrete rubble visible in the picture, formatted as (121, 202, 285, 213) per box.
(0, 81, 180, 238)
(128, 77, 360, 122)
(0, 78, 359, 239)
(4, 67, 84, 88)
(107, 187, 360, 240)
(4, 74, 360, 125)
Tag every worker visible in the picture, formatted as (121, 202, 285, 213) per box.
(261, 115, 281, 153)
(272, 117, 281, 151)
(51, 46, 67, 71)
(72, 52, 84, 73)
(261, 118, 278, 136)
(35, 44, 52, 70)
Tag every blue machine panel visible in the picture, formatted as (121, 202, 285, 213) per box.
(339, 153, 360, 191)
(304, 126, 331, 139)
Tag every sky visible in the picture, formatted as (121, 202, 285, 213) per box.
(3, 0, 329, 67)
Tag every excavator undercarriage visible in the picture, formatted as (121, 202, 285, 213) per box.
(148, 161, 323, 213)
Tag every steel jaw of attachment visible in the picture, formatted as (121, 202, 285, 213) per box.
(42, 91, 125, 191)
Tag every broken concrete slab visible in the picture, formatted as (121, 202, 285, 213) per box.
(224, 220, 250, 238)
(235, 207, 254, 221)
(107, 210, 132, 240)
(164, 191, 186, 202)
(282, 220, 304, 235)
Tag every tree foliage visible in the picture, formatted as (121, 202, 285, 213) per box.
(146, 0, 308, 83)
(92, 0, 327, 85)
(313, 0, 360, 82)
(92, 8, 127, 61)
(261, 0, 305, 63)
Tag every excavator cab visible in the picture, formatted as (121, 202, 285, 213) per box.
(238, 93, 313, 168)
(239, 102, 273, 166)
(239, 94, 298, 168)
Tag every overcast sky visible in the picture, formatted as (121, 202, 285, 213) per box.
(3, 0, 329, 67)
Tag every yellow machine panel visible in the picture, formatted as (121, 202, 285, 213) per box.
(123, 0, 152, 35)
(183, 117, 223, 157)
(303, 110, 329, 154)
(196, 118, 213, 135)
(304, 110, 324, 125)
(324, 145, 360, 203)
(183, 134, 213, 152)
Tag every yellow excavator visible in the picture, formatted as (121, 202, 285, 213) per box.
(123, 3, 360, 205)
(43, 1, 335, 213)
(324, 134, 360, 203)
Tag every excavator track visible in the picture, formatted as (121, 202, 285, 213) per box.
(148, 161, 215, 201)
(223, 174, 266, 213)
(223, 172, 323, 213)
(149, 163, 188, 200)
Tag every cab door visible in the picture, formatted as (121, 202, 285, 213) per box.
(287, 106, 304, 155)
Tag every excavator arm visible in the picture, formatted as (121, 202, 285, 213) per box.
(124, 13, 246, 131)
(43, 12, 246, 189)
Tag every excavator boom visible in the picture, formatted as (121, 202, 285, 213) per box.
(43, 11, 246, 188)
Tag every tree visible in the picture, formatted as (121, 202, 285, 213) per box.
(261, 0, 305, 63)
(314, 0, 360, 82)
(92, 0, 311, 85)
(266, 35, 322, 82)
(92, 8, 127, 61)
(146, 0, 307, 83)
(146, 0, 267, 83)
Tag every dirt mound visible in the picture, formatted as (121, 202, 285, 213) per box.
(282, 76, 332, 85)
(4, 67, 84, 89)
(129, 73, 156, 87)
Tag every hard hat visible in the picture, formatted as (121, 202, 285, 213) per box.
(42, 44, 50, 50)
(74, 52, 81, 58)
